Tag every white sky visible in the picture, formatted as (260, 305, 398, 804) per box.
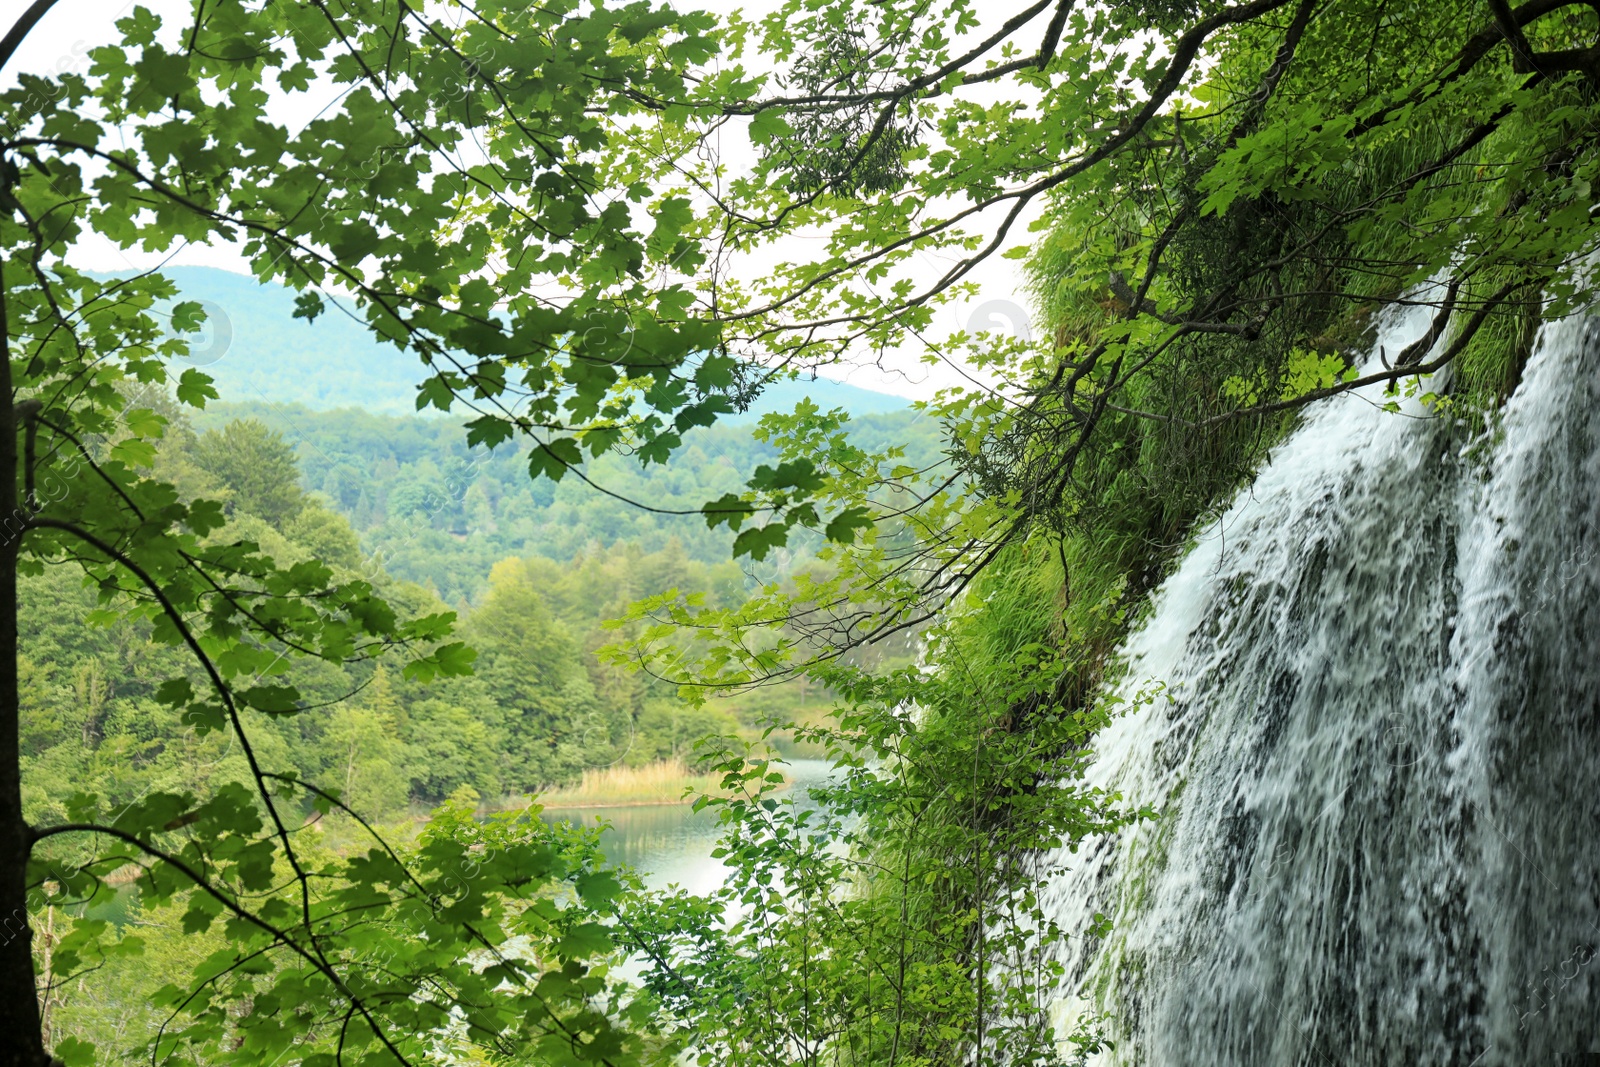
(1, 0, 1045, 402)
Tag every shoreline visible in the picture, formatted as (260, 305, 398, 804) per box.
(526, 756, 761, 812)
(531, 758, 799, 812)
(540, 779, 796, 812)
(538, 797, 703, 811)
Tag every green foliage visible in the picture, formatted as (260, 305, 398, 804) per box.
(17, 489, 754, 832)
(11, 0, 1600, 1063)
(34, 793, 673, 1067)
(3, 310, 755, 1065)
(763, 20, 922, 197)
(1002, 0, 1600, 517)
(188, 419, 305, 526)
(0, 0, 945, 1057)
(0, 254, 484, 1061)
(186, 401, 940, 603)
(617, 624, 1156, 1065)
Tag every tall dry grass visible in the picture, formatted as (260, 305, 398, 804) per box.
(538, 757, 728, 809)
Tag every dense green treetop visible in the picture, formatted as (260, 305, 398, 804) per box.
(188, 418, 306, 526)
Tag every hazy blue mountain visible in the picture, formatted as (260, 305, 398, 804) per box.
(140, 266, 913, 419)
(729, 376, 911, 421)
(132, 266, 425, 414)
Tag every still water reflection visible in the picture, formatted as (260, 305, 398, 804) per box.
(541, 758, 836, 896)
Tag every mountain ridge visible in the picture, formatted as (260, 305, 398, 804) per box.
(125, 265, 915, 420)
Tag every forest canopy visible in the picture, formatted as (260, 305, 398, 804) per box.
(192, 399, 942, 602)
(3, 0, 1600, 1064)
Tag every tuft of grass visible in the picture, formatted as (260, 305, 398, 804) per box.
(538, 757, 771, 809)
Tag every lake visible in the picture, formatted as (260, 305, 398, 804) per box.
(540, 757, 838, 895)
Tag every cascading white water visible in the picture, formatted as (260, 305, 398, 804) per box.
(1040, 306, 1600, 1065)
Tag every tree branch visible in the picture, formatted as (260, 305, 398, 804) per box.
(0, 0, 61, 76)
(28, 822, 414, 1064)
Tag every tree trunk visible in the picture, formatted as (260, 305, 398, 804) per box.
(0, 258, 48, 1066)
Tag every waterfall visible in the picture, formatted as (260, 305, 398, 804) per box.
(1040, 306, 1600, 1065)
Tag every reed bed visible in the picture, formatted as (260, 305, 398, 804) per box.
(538, 757, 733, 809)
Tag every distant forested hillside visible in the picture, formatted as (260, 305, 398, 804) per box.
(194, 401, 945, 603)
(20, 425, 758, 832)
(142, 266, 917, 419)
